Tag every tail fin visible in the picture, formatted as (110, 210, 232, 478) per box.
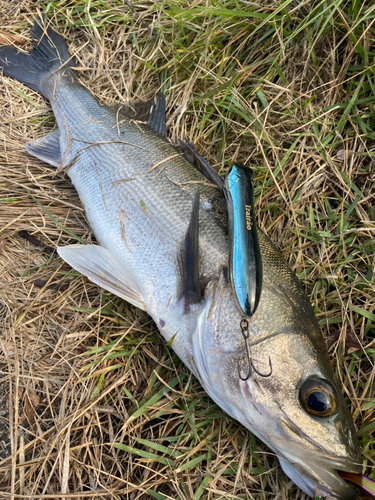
(0, 16, 74, 96)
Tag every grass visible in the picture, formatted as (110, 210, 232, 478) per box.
(0, 0, 374, 498)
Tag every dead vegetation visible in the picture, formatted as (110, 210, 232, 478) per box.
(0, 0, 374, 499)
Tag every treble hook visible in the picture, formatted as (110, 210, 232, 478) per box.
(238, 318, 273, 381)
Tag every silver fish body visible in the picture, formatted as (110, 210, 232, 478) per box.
(0, 18, 361, 499)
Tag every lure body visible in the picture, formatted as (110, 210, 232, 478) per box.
(224, 164, 262, 318)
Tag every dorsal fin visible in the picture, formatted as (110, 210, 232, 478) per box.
(178, 190, 201, 307)
(148, 93, 167, 137)
(118, 93, 167, 137)
(176, 140, 224, 190)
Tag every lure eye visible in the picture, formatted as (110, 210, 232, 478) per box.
(299, 378, 337, 417)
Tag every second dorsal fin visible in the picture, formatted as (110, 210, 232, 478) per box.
(118, 93, 167, 137)
(148, 93, 167, 137)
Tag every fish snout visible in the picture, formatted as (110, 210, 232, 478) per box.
(279, 455, 361, 499)
(274, 413, 362, 498)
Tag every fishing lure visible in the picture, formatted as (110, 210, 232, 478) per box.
(224, 163, 262, 318)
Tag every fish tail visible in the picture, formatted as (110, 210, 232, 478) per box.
(0, 16, 74, 96)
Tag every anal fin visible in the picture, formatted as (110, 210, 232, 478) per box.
(25, 129, 62, 168)
(57, 244, 146, 311)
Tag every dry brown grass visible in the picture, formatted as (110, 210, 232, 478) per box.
(0, 0, 374, 499)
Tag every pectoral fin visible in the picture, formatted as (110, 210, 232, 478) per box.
(57, 244, 146, 310)
(25, 129, 62, 167)
(178, 190, 201, 307)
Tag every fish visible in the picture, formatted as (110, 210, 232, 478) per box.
(0, 17, 362, 499)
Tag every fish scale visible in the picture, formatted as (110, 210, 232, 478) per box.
(45, 69, 228, 305)
(0, 17, 362, 500)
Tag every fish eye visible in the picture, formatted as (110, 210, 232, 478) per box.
(299, 378, 337, 417)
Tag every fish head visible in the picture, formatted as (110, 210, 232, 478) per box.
(192, 274, 361, 499)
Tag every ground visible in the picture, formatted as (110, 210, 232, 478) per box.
(0, 1, 374, 499)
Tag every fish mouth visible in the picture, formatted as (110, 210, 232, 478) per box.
(279, 453, 361, 499)
(272, 414, 362, 499)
